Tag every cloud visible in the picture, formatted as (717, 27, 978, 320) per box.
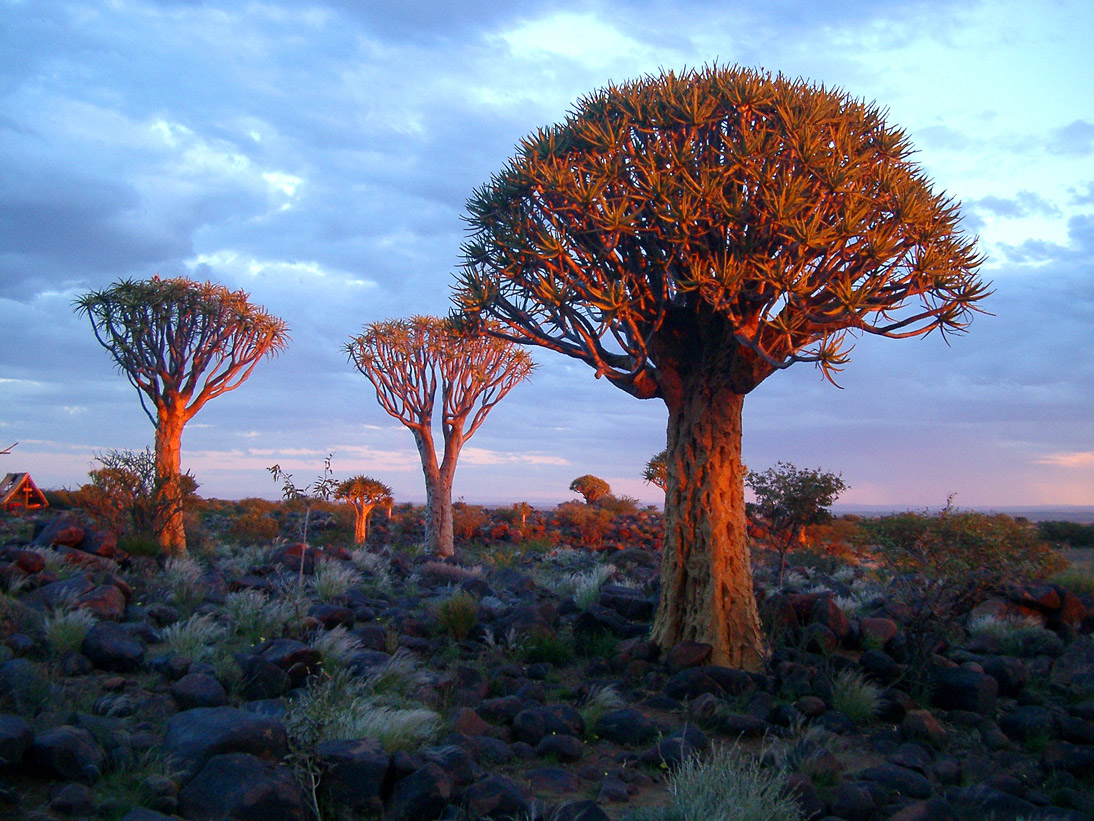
(1050, 120, 1094, 156)
(1037, 452, 1094, 468)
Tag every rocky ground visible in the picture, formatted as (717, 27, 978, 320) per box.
(1, 510, 1093, 820)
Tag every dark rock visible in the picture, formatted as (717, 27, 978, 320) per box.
(316, 737, 390, 815)
(887, 743, 934, 776)
(162, 706, 289, 781)
(119, 810, 179, 821)
(810, 595, 851, 642)
(594, 708, 659, 746)
(717, 712, 769, 738)
(424, 743, 481, 786)
(171, 673, 228, 710)
(549, 800, 611, 821)
(309, 603, 355, 629)
(76, 585, 126, 620)
(999, 705, 1054, 744)
(597, 585, 655, 621)
(512, 704, 585, 745)
(238, 656, 292, 700)
(572, 605, 631, 638)
(29, 574, 95, 610)
(1043, 740, 1094, 776)
(786, 772, 825, 820)
(177, 752, 308, 820)
(523, 765, 581, 794)
(885, 797, 958, 821)
(638, 724, 708, 769)
(901, 710, 948, 747)
(828, 781, 877, 821)
(981, 655, 1029, 697)
(860, 616, 899, 647)
(664, 667, 724, 700)
(948, 784, 1045, 819)
(253, 638, 321, 683)
(387, 762, 452, 821)
(930, 667, 997, 715)
(81, 621, 145, 672)
(29, 725, 106, 783)
(536, 733, 585, 762)
(857, 763, 933, 799)
(32, 515, 85, 548)
(477, 695, 523, 725)
(665, 641, 713, 672)
(860, 649, 904, 685)
(0, 658, 52, 713)
(462, 773, 529, 819)
(49, 781, 95, 816)
(0, 714, 33, 765)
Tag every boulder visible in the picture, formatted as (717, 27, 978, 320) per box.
(930, 667, 997, 714)
(177, 752, 309, 820)
(81, 622, 145, 672)
(0, 713, 34, 765)
(316, 737, 390, 815)
(162, 706, 289, 781)
(29, 725, 106, 783)
(594, 708, 659, 746)
(512, 704, 585, 745)
(170, 673, 229, 710)
(387, 761, 451, 821)
(462, 773, 529, 819)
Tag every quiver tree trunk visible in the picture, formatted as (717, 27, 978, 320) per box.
(353, 503, 376, 545)
(649, 383, 767, 671)
(415, 429, 456, 558)
(154, 409, 187, 556)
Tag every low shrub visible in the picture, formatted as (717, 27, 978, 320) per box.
(159, 613, 226, 662)
(624, 744, 802, 821)
(829, 669, 881, 724)
(44, 608, 97, 655)
(435, 590, 479, 641)
(227, 510, 280, 543)
(310, 558, 361, 603)
(224, 589, 292, 645)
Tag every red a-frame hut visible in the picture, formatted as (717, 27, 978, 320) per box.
(0, 473, 49, 512)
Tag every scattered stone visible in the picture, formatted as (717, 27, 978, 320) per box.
(594, 708, 659, 746)
(462, 773, 529, 819)
(162, 706, 289, 780)
(29, 725, 106, 783)
(81, 622, 145, 672)
(387, 762, 452, 821)
(512, 704, 585, 745)
(177, 752, 309, 820)
(664, 641, 712, 672)
(0, 714, 33, 766)
(930, 667, 997, 715)
(170, 672, 229, 709)
(315, 737, 390, 815)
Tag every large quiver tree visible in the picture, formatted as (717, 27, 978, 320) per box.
(346, 316, 533, 557)
(75, 276, 289, 556)
(454, 65, 987, 669)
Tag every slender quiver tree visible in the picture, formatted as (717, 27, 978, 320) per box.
(346, 316, 533, 557)
(336, 475, 393, 545)
(76, 276, 289, 555)
(455, 65, 987, 670)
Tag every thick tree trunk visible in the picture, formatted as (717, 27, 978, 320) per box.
(649, 384, 767, 671)
(353, 502, 376, 545)
(415, 429, 455, 558)
(155, 410, 187, 557)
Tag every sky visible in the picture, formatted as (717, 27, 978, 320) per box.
(1, 0, 1092, 510)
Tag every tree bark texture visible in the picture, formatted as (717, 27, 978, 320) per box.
(155, 409, 187, 556)
(415, 429, 456, 558)
(649, 384, 767, 671)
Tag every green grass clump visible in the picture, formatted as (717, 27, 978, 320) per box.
(1049, 565, 1094, 596)
(830, 669, 881, 724)
(44, 608, 97, 655)
(311, 558, 361, 603)
(163, 557, 205, 609)
(159, 613, 226, 662)
(312, 625, 361, 671)
(224, 589, 292, 645)
(624, 744, 802, 821)
(966, 614, 1064, 657)
(520, 631, 573, 665)
(286, 670, 439, 752)
(434, 590, 478, 640)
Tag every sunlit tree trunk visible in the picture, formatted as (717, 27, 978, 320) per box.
(353, 502, 377, 545)
(415, 429, 457, 558)
(650, 378, 767, 671)
(154, 407, 187, 557)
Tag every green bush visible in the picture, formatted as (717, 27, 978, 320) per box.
(520, 631, 573, 664)
(1038, 520, 1094, 548)
(829, 669, 881, 724)
(44, 608, 97, 655)
(435, 590, 479, 641)
(227, 510, 280, 543)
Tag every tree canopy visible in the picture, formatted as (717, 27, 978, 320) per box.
(75, 276, 290, 426)
(455, 65, 988, 401)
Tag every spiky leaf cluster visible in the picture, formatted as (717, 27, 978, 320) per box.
(345, 316, 534, 438)
(74, 276, 289, 424)
(455, 64, 987, 396)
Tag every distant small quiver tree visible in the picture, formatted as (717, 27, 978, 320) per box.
(455, 64, 988, 669)
(336, 475, 393, 545)
(75, 276, 289, 556)
(569, 474, 611, 504)
(346, 316, 533, 557)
